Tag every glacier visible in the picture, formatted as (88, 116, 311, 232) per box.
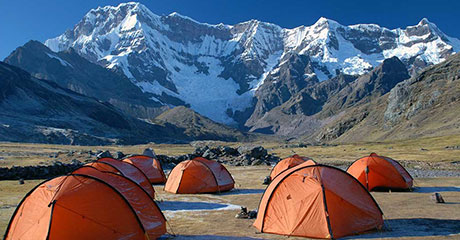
(44, 2, 460, 124)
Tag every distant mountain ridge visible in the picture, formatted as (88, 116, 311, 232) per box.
(4, 40, 165, 119)
(43, 2, 460, 126)
(0, 61, 181, 145)
(2, 2, 460, 145)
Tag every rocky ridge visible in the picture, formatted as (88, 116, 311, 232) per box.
(316, 52, 460, 142)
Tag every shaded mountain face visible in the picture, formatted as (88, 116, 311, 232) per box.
(4, 41, 165, 119)
(0, 62, 188, 145)
(153, 106, 247, 141)
(43, 2, 460, 125)
(317, 56, 410, 117)
(247, 57, 411, 136)
(316, 52, 460, 142)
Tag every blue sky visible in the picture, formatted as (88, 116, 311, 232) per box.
(1, 0, 460, 59)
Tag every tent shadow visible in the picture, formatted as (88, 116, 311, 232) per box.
(161, 235, 261, 239)
(217, 189, 265, 196)
(413, 187, 460, 193)
(157, 201, 238, 211)
(347, 218, 460, 239)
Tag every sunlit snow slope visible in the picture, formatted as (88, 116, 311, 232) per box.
(45, 2, 460, 124)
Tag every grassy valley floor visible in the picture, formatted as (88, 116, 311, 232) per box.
(0, 135, 459, 239)
(1, 134, 459, 169)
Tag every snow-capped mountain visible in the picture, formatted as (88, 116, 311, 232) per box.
(45, 2, 460, 125)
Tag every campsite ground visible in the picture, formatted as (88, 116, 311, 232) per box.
(157, 167, 460, 239)
(0, 134, 459, 239)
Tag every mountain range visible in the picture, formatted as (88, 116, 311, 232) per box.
(42, 2, 460, 126)
(2, 2, 460, 144)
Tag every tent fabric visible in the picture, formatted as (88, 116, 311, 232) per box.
(347, 153, 414, 191)
(94, 157, 155, 199)
(164, 157, 235, 194)
(123, 155, 167, 184)
(86, 161, 120, 173)
(254, 163, 383, 239)
(71, 167, 166, 238)
(4, 173, 166, 240)
(270, 155, 315, 180)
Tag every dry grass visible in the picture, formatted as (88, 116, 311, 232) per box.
(265, 134, 460, 163)
(1, 134, 460, 169)
(0, 142, 194, 167)
(0, 179, 43, 235)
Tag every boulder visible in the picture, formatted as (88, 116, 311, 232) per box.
(193, 146, 209, 156)
(202, 149, 217, 159)
(97, 150, 112, 159)
(431, 192, 445, 203)
(71, 159, 82, 165)
(142, 148, 156, 158)
(114, 151, 126, 159)
(218, 146, 238, 156)
(263, 176, 271, 185)
(244, 146, 267, 159)
(251, 159, 264, 166)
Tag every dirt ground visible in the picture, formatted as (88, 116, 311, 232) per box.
(1, 165, 459, 239)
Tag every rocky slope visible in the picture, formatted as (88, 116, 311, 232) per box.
(0, 62, 188, 145)
(43, 2, 460, 126)
(248, 57, 411, 136)
(153, 106, 248, 141)
(316, 52, 460, 142)
(4, 40, 165, 119)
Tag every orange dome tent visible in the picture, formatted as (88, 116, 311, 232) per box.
(164, 157, 235, 194)
(254, 163, 383, 239)
(88, 157, 155, 199)
(86, 160, 119, 172)
(270, 154, 315, 180)
(4, 170, 166, 240)
(123, 155, 166, 184)
(347, 153, 413, 191)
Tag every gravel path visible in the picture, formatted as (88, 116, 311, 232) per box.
(407, 168, 460, 178)
(331, 164, 460, 178)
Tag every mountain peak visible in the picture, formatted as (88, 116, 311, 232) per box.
(415, 17, 443, 33)
(117, 1, 140, 7)
(92, 1, 143, 12)
(418, 17, 432, 26)
(312, 17, 340, 28)
(42, 3, 460, 124)
(85, 1, 157, 24)
(23, 40, 48, 50)
(316, 17, 329, 24)
(378, 56, 407, 73)
(167, 11, 204, 25)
